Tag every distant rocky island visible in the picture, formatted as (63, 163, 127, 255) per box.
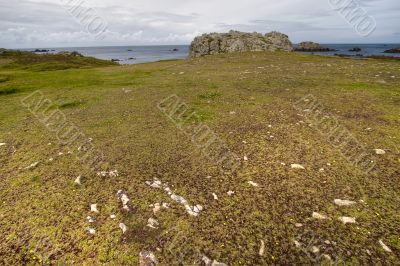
(189, 30, 293, 57)
(294, 42, 337, 52)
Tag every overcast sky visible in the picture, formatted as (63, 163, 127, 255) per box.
(1, 0, 399, 48)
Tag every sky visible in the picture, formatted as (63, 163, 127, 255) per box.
(0, 0, 399, 48)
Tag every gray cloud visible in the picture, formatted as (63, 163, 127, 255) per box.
(0, 0, 399, 48)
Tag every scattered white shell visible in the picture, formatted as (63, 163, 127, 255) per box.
(295, 223, 303, 227)
(379, 239, 392, 253)
(147, 218, 159, 229)
(211, 260, 227, 266)
(152, 203, 161, 214)
(162, 202, 170, 208)
(227, 191, 235, 196)
(97, 170, 119, 178)
(212, 193, 218, 200)
(25, 161, 39, 170)
(90, 204, 99, 213)
(312, 212, 327, 220)
(0, 143, 6, 147)
(139, 251, 158, 265)
(110, 214, 116, 219)
(338, 216, 356, 224)
(374, 149, 386, 155)
(229, 111, 236, 115)
(319, 168, 325, 172)
(202, 255, 212, 265)
(259, 240, 265, 256)
(74, 176, 82, 185)
(311, 246, 320, 253)
(247, 181, 259, 187)
(145, 178, 162, 188)
(117, 190, 131, 212)
(243, 156, 248, 161)
(48, 158, 54, 162)
(88, 228, 96, 235)
(119, 223, 128, 234)
(86, 216, 95, 223)
(291, 164, 305, 169)
(294, 240, 301, 248)
(334, 199, 356, 206)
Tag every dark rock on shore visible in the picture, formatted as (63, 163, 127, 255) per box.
(384, 48, 400, 53)
(295, 42, 336, 52)
(189, 30, 293, 57)
(111, 59, 121, 62)
(171, 48, 179, 52)
(349, 47, 362, 52)
(34, 49, 50, 53)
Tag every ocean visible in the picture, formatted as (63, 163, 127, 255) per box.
(24, 44, 399, 64)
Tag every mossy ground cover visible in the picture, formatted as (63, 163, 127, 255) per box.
(0, 51, 399, 265)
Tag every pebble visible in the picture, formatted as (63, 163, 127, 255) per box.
(119, 223, 128, 234)
(259, 240, 265, 256)
(334, 199, 356, 206)
(294, 240, 301, 248)
(25, 161, 39, 170)
(139, 251, 158, 266)
(379, 239, 392, 253)
(147, 218, 159, 229)
(338, 216, 356, 224)
(243, 156, 248, 161)
(227, 191, 235, 196)
(117, 190, 131, 212)
(0, 143, 6, 147)
(152, 203, 161, 214)
(229, 111, 236, 115)
(291, 164, 305, 169)
(86, 216, 95, 223)
(74, 176, 82, 185)
(88, 228, 96, 235)
(311, 246, 320, 253)
(110, 214, 116, 219)
(374, 149, 386, 155)
(312, 212, 327, 220)
(212, 193, 218, 200)
(90, 204, 99, 213)
(247, 181, 259, 187)
(295, 223, 303, 227)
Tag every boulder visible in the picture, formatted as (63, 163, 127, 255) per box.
(295, 42, 336, 52)
(384, 48, 400, 53)
(189, 30, 293, 57)
(349, 47, 362, 52)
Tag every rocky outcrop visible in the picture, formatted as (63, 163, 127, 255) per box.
(295, 42, 336, 52)
(189, 30, 293, 57)
(384, 48, 400, 53)
(349, 47, 362, 52)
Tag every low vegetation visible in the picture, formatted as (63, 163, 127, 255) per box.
(0, 51, 399, 265)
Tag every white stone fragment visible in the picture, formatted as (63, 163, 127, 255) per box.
(202, 255, 212, 265)
(291, 164, 305, 169)
(311, 246, 320, 253)
(294, 240, 301, 248)
(379, 239, 392, 253)
(48, 158, 54, 162)
(110, 214, 116, 219)
(295, 223, 303, 227)
(211, 260, 227, 266)
(147, 218, 159, 229)
(248, 181, 259, 187)
(74, 175, 82, 185)
(119, 223, 128, 234)
(212, 193, 218, 200)
(88, 228, 96, 235)
(162, 202, 170, 208)
(243, 156, 248, 161)
(145, 178, 162, 188)
(334, 199, 356, 206)
(117, 190, 131, 212)
(338, 216, 356, 224)
(86, 216, 95, 223)
(139, 251, 158, 265)
(259, 240, 265, 256)
(229, 111, 236, 115)
(374, 149, 386, 155)
(227, 191, 235, 196)
(25, 161, 39, 170)
(153, 203, 161, 214)
(312, 212, 327, 220)
(0, 143, 6, 147)
(90, 204, 99, 213)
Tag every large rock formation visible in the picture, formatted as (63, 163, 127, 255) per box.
(384, 48, 400, 53)
(189, 30, 293, 57)
(295, 42, 336, 52)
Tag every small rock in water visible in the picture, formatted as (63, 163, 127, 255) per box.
(212, 193, 218, 200)
(259, 240, 265, 256)
(119, 223, 128, 234)
(291, 164, 305, 169)
(374, 149, 386, 155)
(227, 191, 235, 196)
(88, 228, 96, 235)
(139, 250, 158, 266)
(90, 204, 99, 213)
(74, 175, 82, 185)
(312, 212, 327, 220)
(334, 199, 356, 206)
(247, 181, 259, 187)
(147, 218, 159, 229)
(379, 239, 392, 253)
(338, 216, 356, 224)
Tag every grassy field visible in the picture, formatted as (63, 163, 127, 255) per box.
(0, 50, 399, 265)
